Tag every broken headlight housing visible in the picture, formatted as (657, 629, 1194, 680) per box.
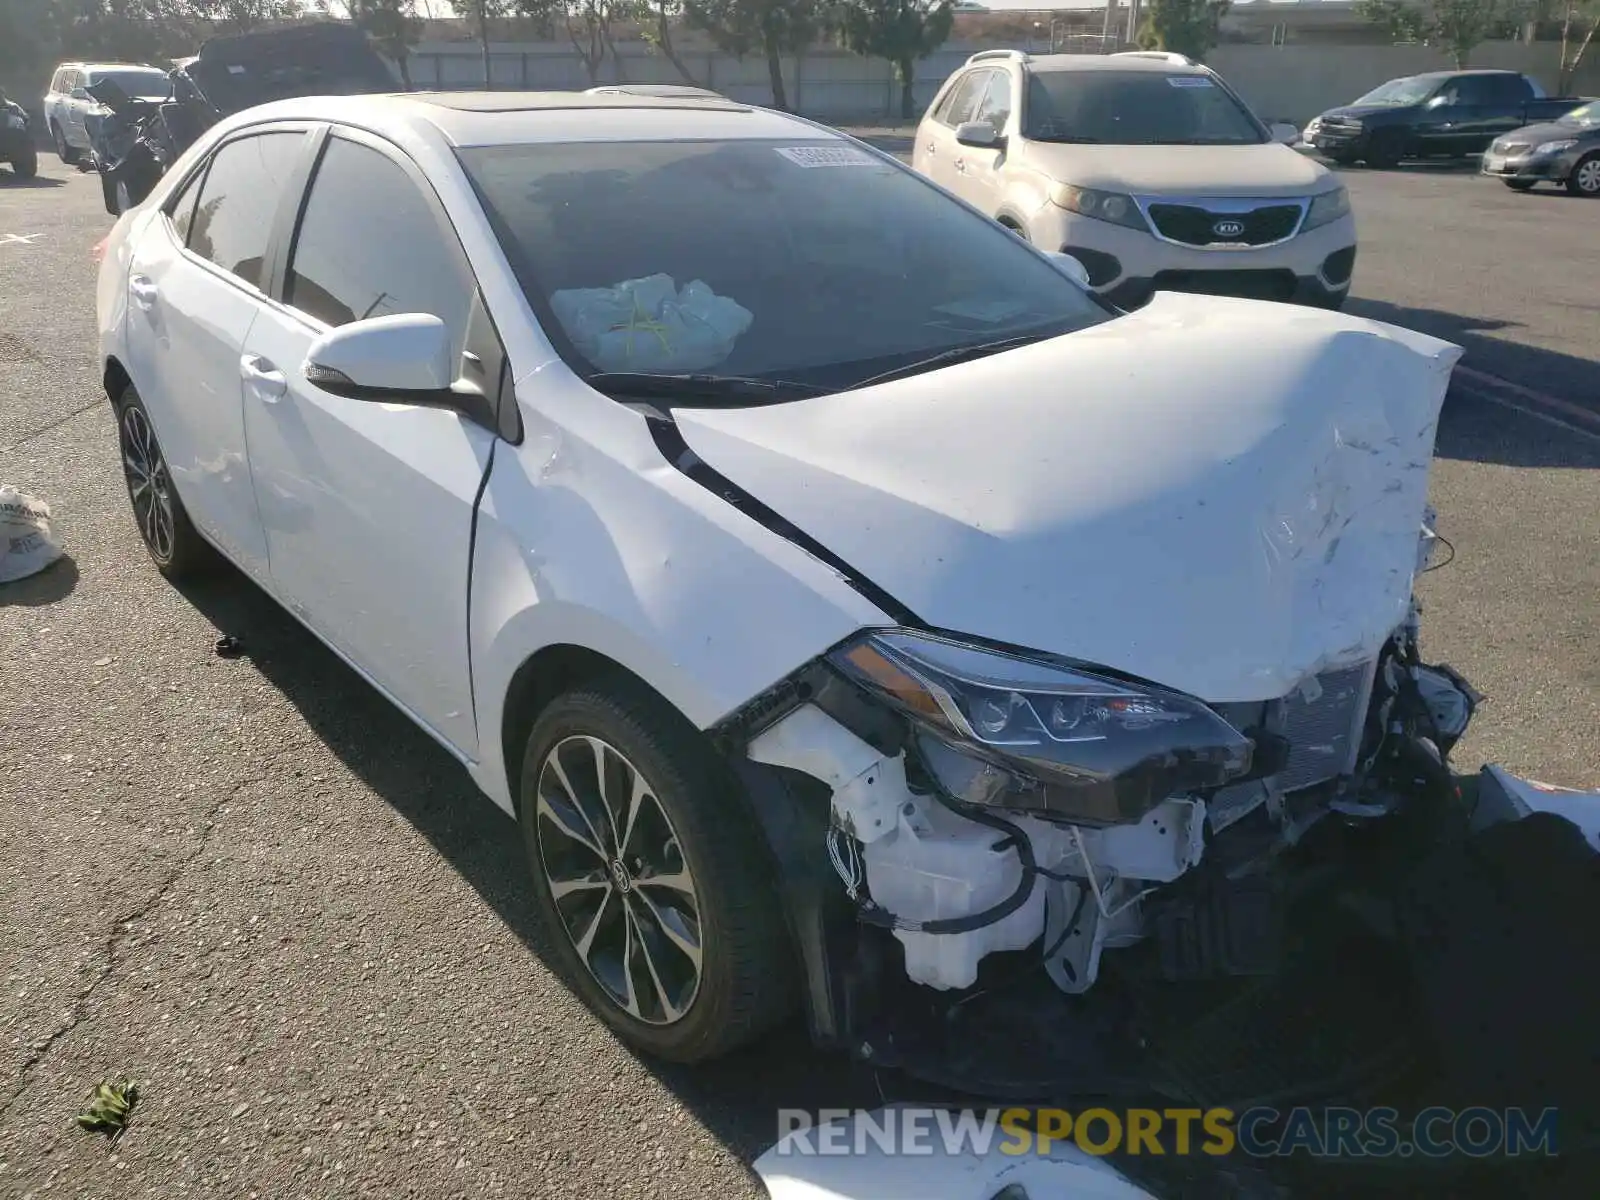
(830, 630, 1253, 827)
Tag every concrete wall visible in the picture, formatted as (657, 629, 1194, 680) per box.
(409, 40, 1600, 125)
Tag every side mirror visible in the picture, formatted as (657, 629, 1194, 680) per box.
(1425, 94, 1450, 109)
(1269, 122, 1300, 145)
(1042, 250, 1092, 289)
(303, 313, 495, 427)
(70, 87, 91, 101)
(955, 120, 1001, 148)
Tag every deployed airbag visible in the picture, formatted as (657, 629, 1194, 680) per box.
(551, 274, 753, 373)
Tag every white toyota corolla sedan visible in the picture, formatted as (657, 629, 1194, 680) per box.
(98, 91, 1477, 1090)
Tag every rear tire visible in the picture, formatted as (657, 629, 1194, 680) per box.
(1567, 153, 1600, 197)
(100, 170, 119, 214)
(8, 144, 37, 179)
(114, 383, 218, 580)
(51, 121, 79, 165)
(517, 675, 796, 1063)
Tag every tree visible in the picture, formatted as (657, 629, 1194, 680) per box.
(684, 0, 824, 111)
(1555, 0, 1600, 93)
(1356, 0, 1529, 68)
(1134, 0, 1231, 62)
(639, 0, 705, 85)
(190, 0, 305, 32)
(347, 0, 423, 88)
(554, 0, 631, 84)
(833, 0, 953, 119)
(469, 0, 514, 87)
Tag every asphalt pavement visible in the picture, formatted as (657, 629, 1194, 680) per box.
(2, 150, 1598, 1200)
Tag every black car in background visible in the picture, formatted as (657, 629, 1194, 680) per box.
(1481, 99, 1600, 196)
(1, 88, 37, 179)
(91, 21, 395, 213)
(1303, 70, 1587, 168)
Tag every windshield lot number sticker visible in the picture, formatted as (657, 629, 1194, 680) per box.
(776, 146, 878, 168)
(1168, 76, 1215, 88)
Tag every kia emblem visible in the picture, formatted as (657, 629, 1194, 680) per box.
(1212, 219, 1246, 238)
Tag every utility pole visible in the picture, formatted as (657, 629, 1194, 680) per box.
(1125, 0, 1141, 45)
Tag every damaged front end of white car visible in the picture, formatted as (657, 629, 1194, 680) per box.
(691, 299, 1535, 1109)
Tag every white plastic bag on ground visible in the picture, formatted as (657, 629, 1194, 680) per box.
(551, 273, 754, 373)
(0, 486, 64, 584)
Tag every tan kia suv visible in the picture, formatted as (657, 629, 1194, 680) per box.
(912, 50, 1357, 309)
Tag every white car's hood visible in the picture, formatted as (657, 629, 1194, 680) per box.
(1020, 140, 1330, 196)
(674, 294, 1461, 703)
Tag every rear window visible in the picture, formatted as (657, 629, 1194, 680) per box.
(461, 138, 1109, 393)
(1024, 69, 1265, 146)
(89, 68, 170, 98)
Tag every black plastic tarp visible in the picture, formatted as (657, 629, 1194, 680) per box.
(179, 22, 397, 117)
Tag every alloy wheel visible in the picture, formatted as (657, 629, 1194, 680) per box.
(1577, 158, 1600, 196)
(119, 404, 176, 562)
(533, 735, 703, 1025)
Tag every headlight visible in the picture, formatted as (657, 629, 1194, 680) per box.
(828, 630, 1252, 826)
(1301, 185, 1350, 231)
(1536, 139, 1577, 155)
(1051, 184, 1148, 231)
(4, 112, 24, 130)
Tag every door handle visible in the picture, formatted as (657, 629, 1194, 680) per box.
(239, 354, 287, 402)
(129, 275, 158, 310)
(925, 142, 936, 154)
(954, 158, 966, 173)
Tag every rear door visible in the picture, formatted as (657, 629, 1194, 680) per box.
(124, 127, 311, 580)
(63, 70, 90, 147)
(1476, 74, 1536, 145)
(240, 127, 497, 756)
(920, 69, 990, 194)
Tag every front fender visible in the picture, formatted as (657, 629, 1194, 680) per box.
(466, 380, 887, 813)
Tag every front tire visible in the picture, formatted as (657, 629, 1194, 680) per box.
(1364, 131, 1404, 169)
(51, 121, 79, 165)
(1567, 153, 1600, 197)
(1503, 178, 1536, 191)
(114, 384, 216, 579)
(518, 676, 795, 1063)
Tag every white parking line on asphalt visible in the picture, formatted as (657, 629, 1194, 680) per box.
(0, 232, 44, 247)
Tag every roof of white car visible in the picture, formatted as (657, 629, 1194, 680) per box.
(226, 91, 827, 148)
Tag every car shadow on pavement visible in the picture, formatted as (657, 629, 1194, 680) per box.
(173, 564, 895, 1164)
(0, 172, 65, 188)
(1347, 298, 1600, 470)
(0, 553, 78, 605)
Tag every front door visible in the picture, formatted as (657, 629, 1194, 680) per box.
(124, 128, 309, 580)
(921, 68, 991, 197)
(951, 69, 1015, 214)
(241, 130, 494, 756)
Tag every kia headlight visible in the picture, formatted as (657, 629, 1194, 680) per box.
(829, 631, 1252, 827)
(1301, 185, 1350, 231)
(1051, 184, 1148, 231)
(1536, 139, 1577, 155)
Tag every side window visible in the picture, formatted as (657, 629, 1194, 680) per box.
(1484, 74, 1530, 105)
(1451, 77, 1492, 106)
(50, 69, 64, 94)
(185, 131, 304, 288)
(167, 168, 205, 245)
(937, 71, 989, 128)
(973, 71, 1013, 131)
(285, 137, 473, 354)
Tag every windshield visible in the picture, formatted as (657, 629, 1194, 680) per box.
(90, 68, 170, 99)
(1560, 101, 1599, 127)
(460, 139, 1109, 396)
(1021, 69, 1265, 145)
(1352, 77, 1436, 107)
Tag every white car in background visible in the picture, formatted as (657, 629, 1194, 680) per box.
(913, 50, 1357, 309)
(97, 91, 1478, 1108)
(44, 61, 171, 165)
